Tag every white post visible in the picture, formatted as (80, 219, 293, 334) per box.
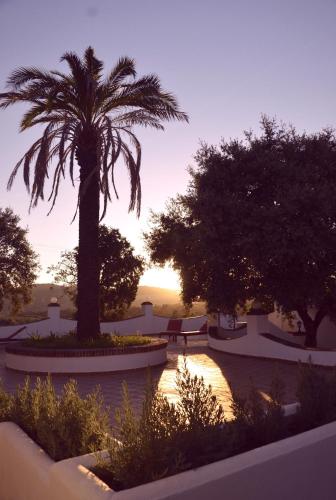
(141, 302, 154, 334)
(247, 301, 269, 336)
(47, 297, 61, 335)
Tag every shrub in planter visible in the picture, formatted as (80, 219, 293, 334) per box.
(296, 363, 336, 430)
(0, 376, 110, 461)
(95, 361, 286, 490)
(95, 363, 226, 489)
(0, 381, 13, 420)
(228, 376, 286, 453)
(23, 332, 151, 349)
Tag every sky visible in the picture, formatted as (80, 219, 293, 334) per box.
(1, 0, 336, 290)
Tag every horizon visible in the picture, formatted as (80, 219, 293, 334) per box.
(33, 281, 181, 292)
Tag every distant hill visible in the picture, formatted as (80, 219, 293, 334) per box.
(22, 283, 182, 313)
(0, 284, 207, 324)
(132, 286, 181, 306)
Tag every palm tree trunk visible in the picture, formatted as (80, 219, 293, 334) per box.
(76, 130, 101, 339)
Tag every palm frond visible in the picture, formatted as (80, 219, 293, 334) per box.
(6, 67, 59, 90)
(106, 57, 136, 87)
(2, 47, 188, 218)
(84, 46, 103, 79)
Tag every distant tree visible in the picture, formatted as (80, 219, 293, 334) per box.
(49, 225, 144, 320)
(0, 47, 188, 339)
(0, 208, 38, 315)
(146, 118, 336, 347)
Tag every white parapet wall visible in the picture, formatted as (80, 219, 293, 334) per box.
(1, 419, 336, 499)
(0, 302, 208, 340)
(0, 422, 53, 500)
(5, 339, 168, 374)
(209, 312, 336, 366)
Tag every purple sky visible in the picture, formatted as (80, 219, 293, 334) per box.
(1, 0, 336, 289)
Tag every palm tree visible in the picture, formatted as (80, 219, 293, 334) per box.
(0, 47, 188, 339)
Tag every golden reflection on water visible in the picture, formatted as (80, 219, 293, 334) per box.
(158, 353, 234, 419)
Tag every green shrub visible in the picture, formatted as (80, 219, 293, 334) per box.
(2, 357, 336, 490)
(95, 362, 288, 491)
(176, 360, 224, 430)
(96, 362, 235, 489)
(23, 332, 151, 349)
(97, 379, 185, 490)
(0, 376, 110, 461)
(229, 376, 285, 453)
(296, 363, 336, 429)
(0, 381, 13, 420)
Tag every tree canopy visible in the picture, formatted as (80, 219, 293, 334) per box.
(0, 47, 188, 338)
(49, 225, 144, 320)
(0, 208, 39, 315)
(146, 118, 336, 346)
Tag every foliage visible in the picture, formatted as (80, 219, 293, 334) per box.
(229, 377, 285, 452)
(0, 376, 110, 461)
(1, 359, 336, 488)
(0, 47, 188, 339)
(0, 381, 13, 420)
(296, 362, 336, 429)
(146, 118, 336, 346)
(0, 47, 188, 216)
(96, 361, 284, 490)
(22, 332, 151, 349)
(0, 208, 39, 316)
(176, 361, 224, 430)
(49, 225, 145, 320)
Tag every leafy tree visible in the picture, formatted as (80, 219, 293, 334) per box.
(49, 225, 144, 320)
(0, 208, 38, 315)
(147, 118, 336, 347)
(0, 47, 188, 339)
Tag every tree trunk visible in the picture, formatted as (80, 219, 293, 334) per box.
(296, 306, 327, 348)
(303, 323, 318, 348)
(76, 129, 100, 339)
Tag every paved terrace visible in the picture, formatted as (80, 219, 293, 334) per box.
(0, 340, 302, 418)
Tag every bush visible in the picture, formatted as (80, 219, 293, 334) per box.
(95, 362, 226, 489)
(296, 362, 336, 429)
(2, 358, 336, 489)
(23, 332, 151, 349)
(95, 360, 285, 490)
(0, 376, 110, 461)
(229, 376, 285, 453)
(0, 381, 13, 420)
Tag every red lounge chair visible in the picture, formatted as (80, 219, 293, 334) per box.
(181, 322, 208, 345)
(160, 319, 183, 342)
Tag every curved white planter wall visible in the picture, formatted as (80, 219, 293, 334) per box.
(5, 345, 167, 374)
(208, 332, 336, 366)
(1, 419, 336, 500)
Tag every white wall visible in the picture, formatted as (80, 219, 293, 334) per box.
(2, 419, 336, 499)
(0, 422, 53, 500)
(5, 344, 167, 373)
(0, 303, 207, 340)
(209, 313, 336, 366)
(268, 308, 336, 349)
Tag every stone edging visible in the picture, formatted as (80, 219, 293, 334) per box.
(5, 338, 168, 358)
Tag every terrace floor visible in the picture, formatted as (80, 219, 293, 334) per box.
(0, 340, 302, 418)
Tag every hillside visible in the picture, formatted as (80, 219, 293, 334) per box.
(22, 284, 182, 313)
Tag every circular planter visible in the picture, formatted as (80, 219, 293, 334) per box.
(5, 338, 168, 374)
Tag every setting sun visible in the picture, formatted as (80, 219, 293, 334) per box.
(139, 264, 181, 291)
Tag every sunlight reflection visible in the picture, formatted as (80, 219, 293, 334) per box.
(158, 352, 234, 419)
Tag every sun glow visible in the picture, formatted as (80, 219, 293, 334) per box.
(139, 265, 181, 291)
(158, 353, 233, 417)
